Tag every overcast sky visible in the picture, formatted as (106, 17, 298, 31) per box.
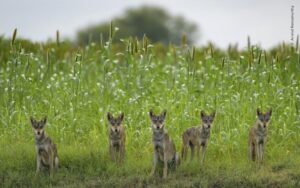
(0, 0, 299, 49)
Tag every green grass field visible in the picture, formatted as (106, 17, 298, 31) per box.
(1, 32, 300, 187)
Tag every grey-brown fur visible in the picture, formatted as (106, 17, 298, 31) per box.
(149, 110, 179, 179)
(181, 111, 215, 163)
(107, 112, 126, 163)
(30, 116, 59, 176)
(249, 108, 272, 162)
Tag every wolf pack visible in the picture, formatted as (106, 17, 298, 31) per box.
(30, 108, 272, 178)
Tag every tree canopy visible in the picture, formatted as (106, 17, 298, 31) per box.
(77, 6, 199, 45)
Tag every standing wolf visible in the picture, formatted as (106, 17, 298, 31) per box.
(149, 110, 180, 179)
(181, 111, 215, 163)
(249, 108, 272, 162)
(107, 112, 126, 163)
(30, 116, 59, 176)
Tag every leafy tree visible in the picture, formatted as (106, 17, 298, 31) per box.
(77, 6, 199, 45)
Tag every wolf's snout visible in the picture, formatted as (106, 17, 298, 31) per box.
(37, 131, 40, 135)
(207, 125, 211, 128)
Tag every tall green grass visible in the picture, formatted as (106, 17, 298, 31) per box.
(0, 32, 300, 187)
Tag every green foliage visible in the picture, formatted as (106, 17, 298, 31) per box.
(0, 33, 300, 187)
(76, 6, 198, 45)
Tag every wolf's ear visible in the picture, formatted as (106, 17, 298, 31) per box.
(107, 112, 113, 121)
(267, 108, 272, 116)
(161, 110, 167, 119)
(30, 116, 36, 126)
(119, 112, 124, 121)
(41, 116, 47, 126)
(149, 110, 154, 118)
(200, 111, 206, 118)
(256, 108, 261, 116)
(211, 111, 216, 119)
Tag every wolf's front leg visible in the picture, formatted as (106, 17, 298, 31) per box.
(181, 144, 188, 161)
(163, 152, 168, 179)
(120, 144, 125, 163)
(197, 145, 200, 161)
(110, 145, 116, 162)
(54, 156, 59, 169)
(36, 155, 41, 174)
(249, 143, 254, 161)
(190, 145, 195, 161)
(261, 143, 266, 161)
(49, 152, 54, 177)
(255, 143, 260, 162)
(259, 144, 264, 162)
(150, 151, 158, 176)
(201, 145, 207, 163)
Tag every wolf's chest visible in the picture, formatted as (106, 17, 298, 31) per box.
(256, 135, 266, 144)
(37, 147, 50, 166)
(153, 138, 164, 153)
(155, 143, 165, 160)
(38, 147, 47, 154)
(198, 131, 210, 143)
(154, 142, 164, 151)
(198, 138, 207, 146)
(110, 139, 121, 147)
(37, 145, 48, 155)
(255, 130, 267, 144)
(110, 133, 122, 146)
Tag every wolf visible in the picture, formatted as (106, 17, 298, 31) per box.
(181, 111, 215, 163)
(30, 116, 59, 176)
(149, 110, 180, 179)
(249, 108, 272, 162)
(107, 112, 126, 163)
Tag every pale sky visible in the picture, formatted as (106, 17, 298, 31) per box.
(0, 0, 299, 49)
